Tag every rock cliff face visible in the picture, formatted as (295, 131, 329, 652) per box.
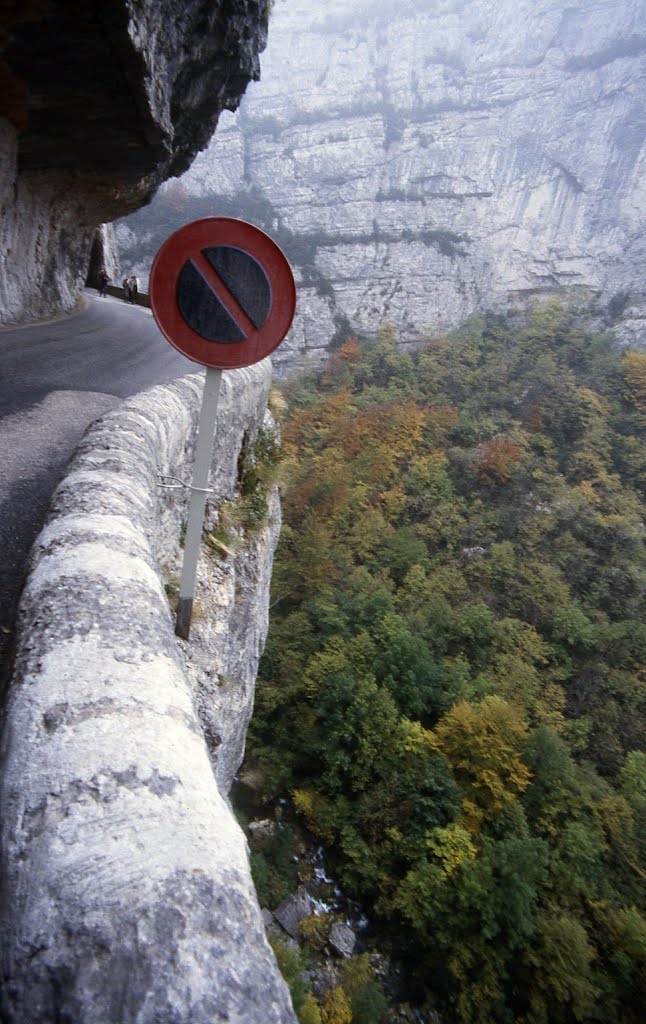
(0, 367, 296, 1024)
(0, 0, 269, 324)
(121, 0, 646, 371)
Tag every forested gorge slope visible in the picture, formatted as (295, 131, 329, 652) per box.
(248, 304, 646, 1023)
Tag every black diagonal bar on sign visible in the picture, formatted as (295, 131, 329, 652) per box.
(203, 246, 271, 330)
(177, 260, 245, 343)
(192, 250, 260, 342)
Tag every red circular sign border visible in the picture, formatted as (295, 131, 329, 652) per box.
(149, 217, 296, 370)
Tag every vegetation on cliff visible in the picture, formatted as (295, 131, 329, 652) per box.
(248, 303, 646, 1023)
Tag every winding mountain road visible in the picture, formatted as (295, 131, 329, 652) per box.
(0, 291, 196, 674)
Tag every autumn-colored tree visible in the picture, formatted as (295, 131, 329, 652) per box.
(320, 986, 351, 1024)
(475, 436, 523, 486)
(321, 336, 363, 387)
(428, 696, 532, 831)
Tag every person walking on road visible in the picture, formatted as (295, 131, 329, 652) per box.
(98, 267, 110, 297)
(128, 274, 140, 304)
(122, 275, 131, 302)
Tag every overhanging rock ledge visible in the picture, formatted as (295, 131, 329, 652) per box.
(0, 0, 270, 324)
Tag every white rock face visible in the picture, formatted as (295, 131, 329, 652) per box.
(164, 0, 646, 370)
(0, 120, 97, 324)
(0, 367, 296, 1024)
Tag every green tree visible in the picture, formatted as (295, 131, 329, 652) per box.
(524, 913, 597, 1024)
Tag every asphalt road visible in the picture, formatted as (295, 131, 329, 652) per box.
(0, 290, 196, 674)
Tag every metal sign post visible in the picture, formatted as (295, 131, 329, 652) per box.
(149, 217, 296, 641)
(175, 366, 222, 639)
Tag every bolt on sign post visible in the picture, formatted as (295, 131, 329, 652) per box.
(149, 217, 296, 639)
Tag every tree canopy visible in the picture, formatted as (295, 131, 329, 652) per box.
(249, 304, 646, 1023)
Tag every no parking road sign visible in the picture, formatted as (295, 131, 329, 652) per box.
(150, 218, 296, 639)
(150, 217, 296, 369)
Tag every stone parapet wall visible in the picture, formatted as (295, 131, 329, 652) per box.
(0, 364, 296, 1024)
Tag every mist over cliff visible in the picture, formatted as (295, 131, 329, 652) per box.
(117, 0, 646, 371)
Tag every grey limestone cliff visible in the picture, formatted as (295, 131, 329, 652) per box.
(0, 366, 296, 1024)
(120, 0, 646, 371)
(0, 0, 269, 325)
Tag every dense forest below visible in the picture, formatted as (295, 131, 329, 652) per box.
(245, 302, 646, 1024)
